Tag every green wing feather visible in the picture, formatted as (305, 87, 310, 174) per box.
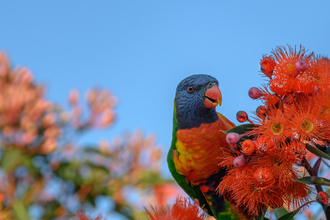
(167, 107, 214, 216)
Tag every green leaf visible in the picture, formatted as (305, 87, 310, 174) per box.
(275, 201, 318, 220)
(55, 161, 84, 186)
(277, 210, 298, 220)
(257, 212, 269, 220)
(306, 144, 330, 160)
(43, 201, 61, 219)
(12, 200, 31, 220)
(293, 176, 330, 186)
(273, 207, 289, 218)
(257, 208, 269, 220)
(213, 201, 243, 220)
(85, 194, 96, 207)
(0, 148, 41, 177)
(276, 201, 316, 220)
(23, 155, 41, 178)
(0, 148, 23, 172)
(223, 123, 255, 135)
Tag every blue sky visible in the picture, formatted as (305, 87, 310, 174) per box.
(1, 1, 330, 219)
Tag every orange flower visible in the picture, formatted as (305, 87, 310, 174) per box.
(271, 46, 313, 71)
(252, 108, 288, 146)
(310, 56, 330, 92)
(283, 181, 312, 210)
(255, 154, 298, 186)
(218, 164, 283, 215)
(253, 167, 275, 189)
(252, 157, 311, 211)
(269, 72, 294, 95)
(271, 46, 315, 94)
(255, 136, 276, 154)
(260, 55, 276, 77)
(292, 73, 316, 94)
(285, 141, 306, 164)
(258, 87, 281, 108)
(144, 197, 206, 220)
(267, 94, 281, 107)
(288, 103, 325, 142)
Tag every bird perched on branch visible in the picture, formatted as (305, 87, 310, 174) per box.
(167, 74, 236, 219)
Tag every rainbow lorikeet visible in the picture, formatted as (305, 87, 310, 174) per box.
(167, 74, 236, 219)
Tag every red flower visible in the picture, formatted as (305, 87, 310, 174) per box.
(252, 108, 288, 146)
(253, 167, 275, 189)
(76, 210, 104, 220)
(260, 55, 276, 78)
(287, 103, 325, 142)
(218, 164, 283, 215)
(292, 73, 316, 94)
(284, 181, 312, 210)
(269, 72, 294, 95)
(144, 196, 206, 220)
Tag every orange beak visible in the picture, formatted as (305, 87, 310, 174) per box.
(204, 85, 222, 108)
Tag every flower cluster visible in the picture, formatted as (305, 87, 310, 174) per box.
(0, 52, 118, 155)
(68, 88, 117, 129)
(218, 46, 330, 216)
(0, 52, 61, 154)
(0, 52, 169, 219)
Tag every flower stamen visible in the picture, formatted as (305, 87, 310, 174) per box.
(270, 122, 283, 135)
(300, 119, 313, 133)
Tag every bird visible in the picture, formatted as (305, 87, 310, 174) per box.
(167, 74, 236, 219)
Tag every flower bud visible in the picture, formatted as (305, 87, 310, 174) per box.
(226, 132, 240, 145)
(233, 155, 246, 168)
(260, 56, 276, 78)
(248, 87, 262, 99)
(295, 60, 307, 73)
(317, 192, 329, 205)
(282, 94, 294, 104)
(236, 111, 248, 123)
(242, 140, 256, 155)
(316, 194, 323, 204)
(256, 106, 266, 119)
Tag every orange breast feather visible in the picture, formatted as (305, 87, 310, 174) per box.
(173, 115, 235, 183)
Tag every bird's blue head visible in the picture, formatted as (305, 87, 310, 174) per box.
(175, 74, 222, 129)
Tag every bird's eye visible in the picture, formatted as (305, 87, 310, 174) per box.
(187, 86, 194, 93)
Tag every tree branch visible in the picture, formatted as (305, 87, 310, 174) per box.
(303, 157, 330, 220)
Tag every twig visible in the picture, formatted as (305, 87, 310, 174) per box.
(303, 157, 330, 220)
